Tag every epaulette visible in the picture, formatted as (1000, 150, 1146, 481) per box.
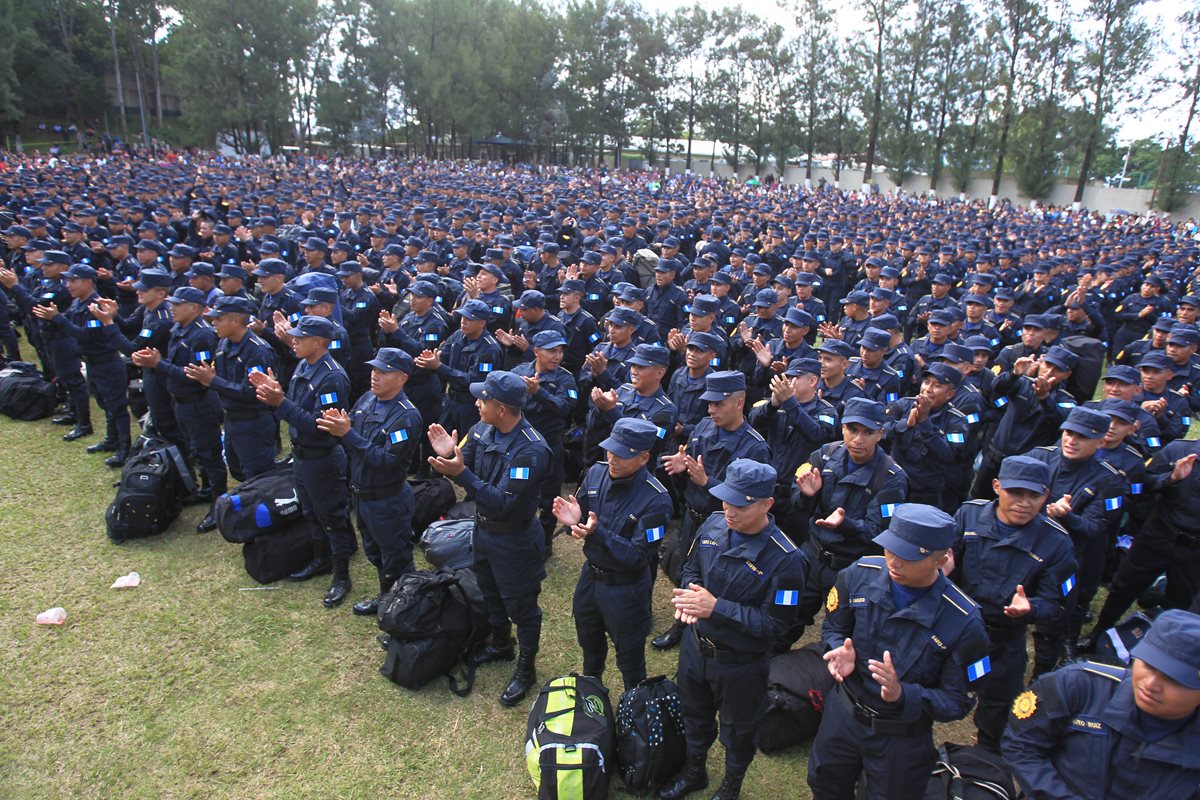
(942, 582, 980, 616)
(1080, 661, 1126, 682)
(654, 396, 672, 407)
(962, 383, 982, 395)
(1099, 460, 1120, 476)
(883, 365, 899, 376)
(1169, 388, 1186, 399)
(770, 530, 797, 553)
(964, 498, 989, 506)
(747, 427, 766, 442)
(521, 426, 546, 444)
(1037, 445, 1057, 453)
(646, 475, 668, 494)
(1123, 444, 1141, 458)
(753, 399, 769, 408)
(947, 407, 966, 418)
(1044, 517, 1070, 537)
(858, 555, 885, 569)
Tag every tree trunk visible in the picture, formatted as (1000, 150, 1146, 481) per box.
(863, 26, 884, 185)
(991, 41, 1020, 198)
(1074, 14, 1113, 204)
(108, 1, 127, 139)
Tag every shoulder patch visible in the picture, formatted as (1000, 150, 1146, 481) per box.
(771, 531, 797, 553)
(753, 399, 769, 408)
(747, 427, 766, 442)
(1012, 690, 1038, 720)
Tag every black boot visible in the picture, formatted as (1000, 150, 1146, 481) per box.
(500, 649, 537, 707)
(353, 569, 392, 616)
(651, 620, 686, 651)
(657, 755, 708, 800)
(86, 439, 117, 454)
(196, 504, 219, 533)
(472, 623, 516, 666)
(323, 558, 352, 608)
(289, 542, 332, 581)
(51, 414, 77, 426)
(710, 772, 744, 800)
(105, 449, 129, 468)
(62, 425, 93, 442)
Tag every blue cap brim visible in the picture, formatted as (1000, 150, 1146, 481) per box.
(1132, 639, 1200, 689)
(598, 436, 640, 458)
(535, 338, 566, 350)
(709, 481, 761, 507)
(841, 414, 881, 430)
(1060, 421, 1103, 438)
(468, 381, 487, 399)
(872, 529, 926, 561)
(997, 478, 1048, 493)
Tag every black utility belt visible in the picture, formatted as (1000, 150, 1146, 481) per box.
(805, 539, 856, 570)
(292, 443, 335, 459)
(587, 563, 646, 586)
(839, 684, 929, 736)
(476, 515, 535, 534)
(351, 482, 405, 501)
(694, 631, 763, 665)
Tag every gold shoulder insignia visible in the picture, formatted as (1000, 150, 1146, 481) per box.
(1012, 690, 1038, 720)
(826, 587, 839, 613)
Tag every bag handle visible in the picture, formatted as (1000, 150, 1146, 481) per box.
(164, 444, 197, 494)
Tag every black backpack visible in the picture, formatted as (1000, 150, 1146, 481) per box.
(242, 523, 314, 584)
(525, 673, 616, 800)
(105, 436, 196, 543)
(1058, 335, 1106, 404)
(378, 568, 488, 695)
(214, 459, 301, 544)
(756, 643, 837, 753)
(410, 475, 457, 533)
(418, 518, 475, 571)
(0, 362, 56, 420)
(615, 676, 686, 792)
(925, 743, 1017, 800)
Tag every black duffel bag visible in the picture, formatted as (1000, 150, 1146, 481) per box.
(214, 459, 301, 544)
(242, 522, 314, 584)
(0, 361, 56, 420)
(925, 742, 1016, 800)
(410, 475, 456, 533)
(105, 434, 197, 543)
(418, 518, 474, 570)
(756, 643, 836, 753)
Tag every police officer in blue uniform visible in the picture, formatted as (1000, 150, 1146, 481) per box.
(947, 456, 1076, 751)
(553, 418, 673, 688)
(513, 329, 579, 548)
(416, 298, 502, 439)
(1003, 609, 1200, 799)
(315, 347, 423, 616)
(655, 371, 770, 651)
(335, 259, 380, 401)
(808, 504, 990, 800)
(250, 315, 354, 608)
(32, 262, 132, 467)
(131, 286, 226, 524)
(657, 459, 808, 800)
(882, 363, 970, 508)
(426, 371, 552, 706)
(789, 398, 909, 637)
(584, 342, 676, 468)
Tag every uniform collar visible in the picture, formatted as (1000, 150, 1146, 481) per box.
(1102, 675, 1200, 769)
(863, 568, 947, 628)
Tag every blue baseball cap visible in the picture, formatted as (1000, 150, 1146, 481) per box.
(1104, 365, 1141, 385)
(784, 357, 821, 377)
(286, 315, 337, 339)
(928, 309, 954, 326)
(1043, 345, 1078, 371)
(709, 458, 777, 507)
(531, 329, 567, 350)
(840, 290, 870, 306)
(458, 299, 491, 321)
(1099, 398, 1139, 424)
(858, 328, 891, 351)
(132, 268, 172, 291)
(783, 307, 816, 329)
(469, 370, 526, 408)
(164, 286, 209, 305)
(627, 343, 670, 367)
(63, 262, 97, 279)
(1137, 351, 1175, 371)
(841, 397, 885, 430)
(817, 340, 854, 358)
(1060, 406, 1110, 439)
(599, 418, 660, 458)
(753, 288, 779, 307)
(514, 290, 546, 309)
(997, 455, 1051, 493)
(1130, 609, 1200, 689)
(301, 287, 339, 307)
(606, 307, 640, 327)
(699, 370, 747, 401)
(937, 343, 974, 365)
(252, 258, 289, 277)
(873, 503, 956, 561)
(687, 331, 726, 355)
(366, 347, 414, 373)
(204, 295, 257, 317)
(923, 362, 962, 386)
(559, 279, 585, 295)
(689, 295, 720, 316)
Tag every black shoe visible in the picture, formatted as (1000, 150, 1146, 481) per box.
(377, 634, 391, 650)
(657, 757, 708, 800)
(288, 556, 332, 582)
(62, 425, 93, 442)
(183, 488, 214, 506)
(352, 596, 380, 616)
(86, 440, 117, 454)
(710, 773, 744, 800)
(51, 415, 77, 426)
(323, 559, 352, 608)
(196, 511, 218, 533)
(473, 623, 516, 666)
(499, 650, 537, 707)
(104, 451, 128, 468)
(651, 621, 686, 651)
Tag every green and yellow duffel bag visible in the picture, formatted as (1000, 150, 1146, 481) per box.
(525, 673, 614, 800)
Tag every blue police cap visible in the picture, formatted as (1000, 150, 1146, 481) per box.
(995, 288, 1015, 301)
(709, 271, 733, 286)
(258, 241, 281, 254)
(105, 234, 134, 248)
(1099, 398, 1139, 423)
(186, 262, 215, 278)
(1179, 295, 1200, 307)
(880, 266, 900, 279)
(409, 281, 439, 299)
(873, 503, 956, 561)
(627, 343, 670, 367)
(1168, 324, 1200, 345)
(606, 307, 640, 327)
(963, 294, 988, 306)
(302, 236, 327, 251)
(619, 285, 645, 303)
(469, 370, 526, 408)
(654, 258, 678, 273)
(841, 397, 885, 430)
(710, 458, 777, 507)
(872, 313, 901, 331)
(132, 268, 172, 291)
(599, 418, 660, 458)
(932, 273, 954, 285)
(1042, 345, 1078, 371)
(1022, 314, 1046, 329)
(1042, 314, 1064, 331)
(783, 307, 816, 329)
(687, 331, 726, 356)
(817, 339, 854, 358)
(1104, 365, 1140, 384)
(37, 250, 70, 266)
(928, 309, 954, 326)
(858, 328, 891, 352)
(477, 262, 504, 280)
(301, 287, 339, 307)
(784, 357, 821, 377)
(458, 299, 491, 321)
(997, 455, 1051, 493)
(382, 244, 406, 257)
(923, 362, 963, 387)
(840, 290, 870, 306)
(773, 274, 795, 289)
(753, 288, 779, 307)
(4, 224, 31, 238)
(1130, 609, 1200, 689)
(164, 286, 209, 306)
(217, 264, 247, 281)
(868, 287, 894, 302)
(1137, 351, 1174, 371)
(1152, 317, 1177, 333)
(963, 335, 994, 352)
(168, 244, 197, 258)
(699, 370, 747, 402)
(559, 279, 586, 295)
(689, 294, 720, 316)
(514, 290, 546, 310)
(531, 329, 567, 350)
(286, 315, 338, 339)
(252, 258, 288, 277)
(1061, 406, 1110, 439)
(937, 343, 974, 364)
(365, 347, 414, 374)
(793, 272, 816, 286)
(204, 295, 257, 317)
(62, 261, 96, 278)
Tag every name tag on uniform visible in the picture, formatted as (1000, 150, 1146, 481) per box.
(966, 657, 991, 682)
(774, 589, 799, 606)
(86, 319, 102, 328)
(1104, 497, 1123, 511)
(645, 526, 665, 543)
(1062, 575, 1077, 596)
(509, 467, 530, 480)
(946, 433, 965, 444)
(194, 350, 211, 362)
(880, 503, 897, 518)
(319, 392, 338, 405)
(388, 429, 409, 444)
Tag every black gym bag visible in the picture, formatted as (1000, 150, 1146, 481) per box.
(242, 523, 314, 584)
(410, 475, 456, 533)
(418, 518, 475, 571)
(214, 459, 301, 544)
(0, 361, 56, 420)
(925, 742, 1017, 800)
(756, 643, 836, 753)
(105, 434, 197, 543)
(615, 676, 687, 792)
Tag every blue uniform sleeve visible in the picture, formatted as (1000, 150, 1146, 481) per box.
(455, 437, 547, 521)
(342, 406, 421, 470)
(277, 370, 351, 436)
(585, 486, 672, 572)
(895, 611, 988, 724)
(1001, 669, 1096, 800)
